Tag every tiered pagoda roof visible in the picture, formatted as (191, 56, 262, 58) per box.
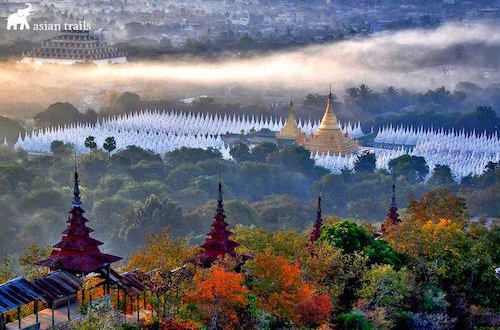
(381, 183, 401, 236)
(22, 29, 127, 65)
(309, 195, 323, 243)
(298, 89, 359, 155)
(199, 182, 239, 267)
(37, 170, 121, 275)
(277, 98, 301, 141)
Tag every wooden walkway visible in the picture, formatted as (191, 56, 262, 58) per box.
(5, 303, 152, 329)
(6, 303, 81, 330)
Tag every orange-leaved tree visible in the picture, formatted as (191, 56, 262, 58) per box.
(128, 229, 198, 273)
(296, 294, 332, 327)
(183, 265, 248, 329)
(246, 253, 330, 325)
(386, 188, 469, 257)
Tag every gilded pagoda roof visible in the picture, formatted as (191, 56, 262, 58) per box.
(277, 99, 301, 140)
(299, 91, 359, 155)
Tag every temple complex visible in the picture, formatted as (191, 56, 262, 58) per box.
(380, 183, 401, 236)
(37, 170, 122, 275)
(276, 98, 301, 142)
(309, 195, 323, 243)
(198, 182, 240, 267)
(21, 29, 127, 66)
(298, 90, 360, 155)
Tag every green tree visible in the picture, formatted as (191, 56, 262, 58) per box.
(320, 221, 371, 254)
(18, 244, 51, 280)
(359, 264, 412, 310)
(166, 163, 203, 191)
(302, 93, 329, 109)
(230, 143, 252, 162)
(266, 146, 321, 177)
(388, 154, 429, 183)
(119, 195, 183, 253)
(321, 221, 403, 267)
(428, 164, 455, 187)
(84, 136, 97, 152)
(103, 136, 116, 156)
(111, 145, 162, 166)
(0, 255, 15, 282)
(50, 140, 74, 156)
(20, 187, 68, 212)
(166, 147, 221, 167)
(354, 152, 376, 173)
(337, 310, 372, 330)
(251, 142, 278, 162)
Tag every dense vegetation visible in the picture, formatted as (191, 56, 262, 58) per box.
(0, 142, 497, 262)
(0, 139, 497, 328)
(5, 189, 498, 329)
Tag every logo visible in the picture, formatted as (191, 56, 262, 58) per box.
(7, 3, 33, 30)
(6, 3, 91, 32)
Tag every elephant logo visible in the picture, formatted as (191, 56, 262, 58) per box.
(7, 3, 33, 30)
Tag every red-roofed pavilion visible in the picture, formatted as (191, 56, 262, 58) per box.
(37, 170, 121, 275)
(198, 182, 239, 267)
(380, 183, 401, 236)
(309, 195, 323, 243)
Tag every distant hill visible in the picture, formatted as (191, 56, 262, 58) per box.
(34, 102, 97, 127)
(0, 115, 25, 145)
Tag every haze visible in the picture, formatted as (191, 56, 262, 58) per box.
(0, 21, 499, 118)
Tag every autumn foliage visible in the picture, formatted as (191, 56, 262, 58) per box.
(296, 294, 332, 326)
(246, 253, 331, 326)
(183, 265, 248, 329)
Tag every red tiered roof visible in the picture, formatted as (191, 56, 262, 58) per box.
(199, 182, 239, 267)
(37, 171, 121, 274)
(380, 183, 401, 236)
(309, 195, 323, 243)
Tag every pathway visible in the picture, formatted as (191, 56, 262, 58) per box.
(5, 304, 153, 329)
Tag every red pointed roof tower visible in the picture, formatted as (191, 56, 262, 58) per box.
(199, 182, 239, 267)
(37, 169, 122, 275)
(380, 183, 401, 236)
(309, 195, 323, 243)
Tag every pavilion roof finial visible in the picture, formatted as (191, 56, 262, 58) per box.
(316, 193, 322, 222)
(391, 182, 396, 207)
(72, 160, 81, 207)
(217, 181, 224, 214)
(309, 193, 323, 243)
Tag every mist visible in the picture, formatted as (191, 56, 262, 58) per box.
(0, 21, 499, 117)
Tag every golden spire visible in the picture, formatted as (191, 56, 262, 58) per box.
(317, 87, 339, 133)
(298, 86, 359, 155)
(277, 97, 301, 140)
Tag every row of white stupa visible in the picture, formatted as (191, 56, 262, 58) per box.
(12, 110, 499, 181)
(90, 110, 365, 138)
(313, 136, 499, 181)
(374, 124, 499, 150)
(14, 110, 365, 152)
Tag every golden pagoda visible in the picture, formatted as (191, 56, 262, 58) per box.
(298, 90, 359, 155)
(277, 98, 301, 141)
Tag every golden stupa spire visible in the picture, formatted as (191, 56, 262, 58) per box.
(277, 97, 301, 140)
(317, 85, 339, 133)
(298, 86, 359, 155)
